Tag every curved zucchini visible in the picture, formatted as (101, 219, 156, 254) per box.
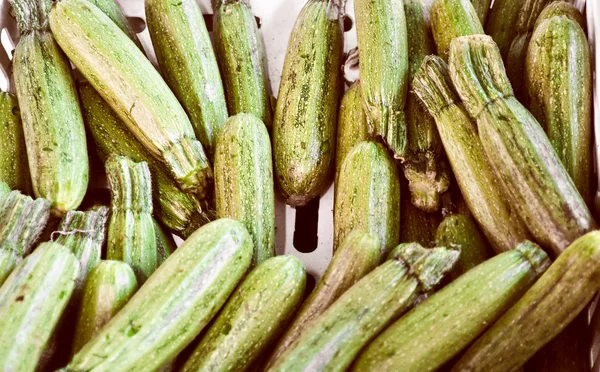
(154, 219, 176, 266)
(215, 114, 274, 266)
(87, 0, 143, 50)
(273, 0, 343, 206)
(430, 0, 484, 60)
(0, 93, 30, 193)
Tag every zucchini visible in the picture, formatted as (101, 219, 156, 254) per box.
(106, 156, 157, 284)
(448, 35, 595, 256)
(412, 55, 530, 253)
(72, 260, 138, 356)
(215, 114, 274, 266)
(471, 0, 492, 24)
(10, 0, 89, 215)
(268, 243, 459, 372)
(0, 92, 30, 193)
(354, 0, 408, 158)
(265, 230, 380, 368)
(87, 0, 143, 50)
(525, 14, 592, 204)
(146, 0, 228, 159)
(182, 255, 306, 371)
(400, 190, 441, 247)
(452, 230, 600, 371)
(0, 249, 18, 287)
(0, 181, 10, 200)
(213, 0, 272, 128)
(154, 219, 176, 266)
(49, 0, 212, 194)
(353, 241, 549, 371)
(534, 1, 585, 29)
(334, 141, 401, 256)
(79, 83, 214, 238)
(65, 218, 253, 371)
(0, 242, 79, 372)
(273, 0, 343, 206)
(430, 0, 484, 60)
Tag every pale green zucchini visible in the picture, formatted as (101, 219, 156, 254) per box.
(430, 0, 484, 60)
(154, 219, 176, 266)
(0, 248, 17, 287)
(0, 182, 10, 200)
(87, 0, 143, 50)
(0, 92, 30, 193)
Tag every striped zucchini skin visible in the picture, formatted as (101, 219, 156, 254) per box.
(471, 0, 492, 24)
(72, 260, 138, 356)
(106, 156, 157, 284)
(213, 0, 272, 128)
(265, 231, 380, 368)
(0, 93, 30, 193)
(146, 0, 227, 159)
(65, 219, 253, 372)
(413, 55, 530, 253)
(334, 142, 401, 256)
(49, 0, 212, 194)
(526, 15, 592, 205)
(449, 35, 595, 256)
(353, 241, 550, 372)
(215, 114, 274, 266)
(534, 2, 585, 30)
(87, 0, 143, 50)
(154, 219, 176, 266)
(0, 242, 79, 372)
(354, 0, 408, 158)
(183, 255, 306, 371)
(0, 248, 18, 286)
(430, 0, 484, 60)
(79, 83, 214, 238)
(273, 0, 343, 206)
(453, 231, 600, 372)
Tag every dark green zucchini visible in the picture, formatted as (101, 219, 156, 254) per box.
(400, 190, 441, 247)
(471, 0, 492, 24)
(0, 92, 30, 193)
(154, 219, 176, 266)
(534, 2, 585, 30)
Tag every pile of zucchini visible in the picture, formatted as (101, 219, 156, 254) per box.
(0, 0, 598, 370)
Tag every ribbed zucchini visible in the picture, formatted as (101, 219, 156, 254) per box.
(273, 0, 343, 206)
(72, 260, 138, 356)
(0, 92, 30, 193)
(215, 114, 274, 266)
(334, 141, 401, 256)
(353, 241, 549, 371)
(0, 242, 79, 372)
(213, 0, 272, 128)
(87, 0, 143, 50)
(146, 0, 228, 159)
(453, 231, 600, 371)
(412, 55, 530, 253)
(430, 0, 484, 60)
(266, 231, 380, 368)
(65, 219, 253, 371)
(49, 0, 212, 194)
(106, 156, 157, 284)
(10, 0, 88, 215)
(154, 219, 176, 266)
(354, 0, 408, 158)
(79, 83, 214, 238)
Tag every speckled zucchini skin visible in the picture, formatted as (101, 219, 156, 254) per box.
(72, 260, 138, 356)
(215, 114, 274, 266)
(79, 83, 214, 238)
(412, 55, 530, 253)
(353, 241, 549, 372)
(0, 242, 79, 372)
(154, 219, 176, 266)
(87, 0, 143, 50)
(449, 35, 595, 256)
(534, 2, 585, 29)
(213, 0, 272, 128)
(453, 231, 600, 372)
(183, 255, 306, 371)
(430, 0, 484, 60)
(0, 93, 30, 193)
(146, 0, 228, 159)
(49, 0, 212, 194)
(273, 0, 343, 206)
(65, 219, 253, 372)
(354, 0, 408, 158)
(265, 231, 380, 368)
(334, 142, 401, 256)
(526, 15, 592, 205)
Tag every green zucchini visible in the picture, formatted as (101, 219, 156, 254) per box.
(352, 241, 549, 371)
(72, 260, 138, 356)
(10, 0, 88, 215)
(399, 190, 441, 247)
(215, 114, 274, 266)
(448, 35, 595, 256)
(65, 218, 253, 371)
(0, 248, 17, 287)
(452, 230, 600, 371)
(106, 156, 157, 284)
(183, 255, 306, 371)
(49, 0, 212, 194)
(412, 55, 530, 253)
(471, 0, 492, 24)
(0, 182, 10, 200)
(146, 0, 228, 159)
(265, 231, 380, 368)
(334, 141, 401, 256)
(0, 242, 79, 372)
(154, 219, 176, 266)
(534, 1, 585, 29)
(430, 0, 484, 60)
(0, 92, 30, 193)
(354, 0, 408, 158)
(273, 0, 343, 206)
(213, 0, 272, 128)
(268, 243, 459, 372)
(525, 15, 592, 205)
(87, 0, 143, 50)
